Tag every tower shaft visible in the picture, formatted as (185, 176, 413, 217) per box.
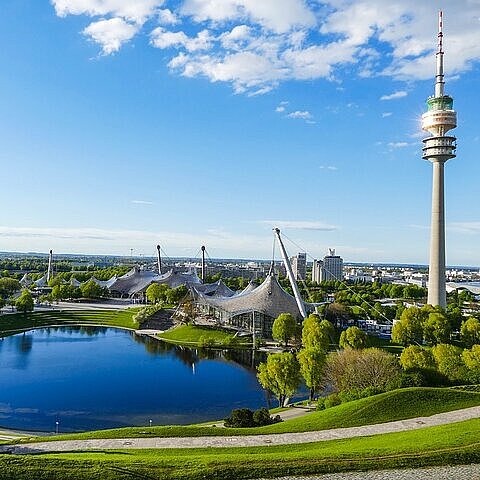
(427, 161, 446, 307)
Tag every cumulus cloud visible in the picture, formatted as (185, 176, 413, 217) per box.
(83, 18, 139, 54)
(380, 90, 408, 101)
(53, 1, 480, 94)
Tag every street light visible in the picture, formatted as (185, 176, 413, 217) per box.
(55, 421, 59, 434)
(149, 419, 152, 428)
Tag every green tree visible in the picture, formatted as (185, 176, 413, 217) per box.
(460, 317, 480, 347)
(399, 345, 435, 370)
(423, 312, 451, 345)
(339, 326, 367, 349)
(272, 313, 297, 346)
(391, 307, 426, 345)
(463, 345, 480, 383)
(257, 352, 301, 407)
(0, 278, 21, 297)
(80, 280, 104, 299)
(432, 343, 468, 382)
(146, 283, 169, 304)
(297, 347, 327, 401)
(301, 314, 330, 350)
(15, 289, 34, 314)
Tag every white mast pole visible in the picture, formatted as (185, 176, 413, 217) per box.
(273, 228, 307, 318)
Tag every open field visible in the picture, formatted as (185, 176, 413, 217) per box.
(11, 387, 480, 442)
(0, 309, 140, 336)
(1, 418, 479, 479)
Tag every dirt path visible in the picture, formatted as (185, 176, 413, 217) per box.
(2, 405, 479, 454)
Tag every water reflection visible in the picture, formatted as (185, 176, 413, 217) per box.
(0, 327, 273, 432)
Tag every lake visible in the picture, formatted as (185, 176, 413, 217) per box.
(0, 327, 273, 432)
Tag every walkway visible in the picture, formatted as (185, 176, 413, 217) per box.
(263, 464, 480, 480)
(2, 405, 479, 454)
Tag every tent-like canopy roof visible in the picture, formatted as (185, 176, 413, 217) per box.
(196, 274, 305, 320)
(192, 280, 236, 298)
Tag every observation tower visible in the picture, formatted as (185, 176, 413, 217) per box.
(421, 11, 457, 308)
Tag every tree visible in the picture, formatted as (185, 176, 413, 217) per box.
(423, 312, 451, 345)
(146, 283, 169, 304)
(301, 314, 330, 350)
(257, 352, 301, 407)
(391, 307, 426, 345)
(272, 313, 297, 346)
(339, 326, 367, 349)
(297, 347, 327, 401)
(432, 343, 468, 382)
(463, 345, 480, 383)
(0, 278, 21, 297)
(80, 280, 104, 299)
(399, 345, 435, 370)
(15, 289, 34, 314)
(322, 348, 399, 393)
(460, 317, 480, 347)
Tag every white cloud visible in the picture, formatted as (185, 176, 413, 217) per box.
(83, 17, 138, 54)
(150, 28, 212, 52)
(382, 112, 393, 117)
(258, 220, 338, 231)
(181, 0, 315, 33)
(287, 110, 312, 120)
(276, 105, 286, 113)
(380, 90, 408, 101)
(449, 222, 480, 234)
(319, 165, 338, 171)
(158, 8, 179, 25)
(52, 0, 164, 24)
(53, 1, 480, 94)
(388, 141, 410, 148)
(132, 200, 154, 205)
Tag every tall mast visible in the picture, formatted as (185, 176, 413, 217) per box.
(156, 244, 162, 275)
(273, 228, 307, 318)
(421, 11, 457, 308)
(201, 246, 206, 282)
(47, 249, 53, 283)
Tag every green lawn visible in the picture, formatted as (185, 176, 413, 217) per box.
(2, 418, 480, 480)
(15, 387, 480, 443)
(0, 309, 140, 336)
(157, 324, 252, 346)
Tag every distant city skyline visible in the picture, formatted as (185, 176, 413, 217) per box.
(1, 1, 480, 264)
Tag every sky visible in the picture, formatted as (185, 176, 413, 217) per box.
(0, 0, 480, 265)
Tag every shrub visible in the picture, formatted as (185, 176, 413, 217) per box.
(339, 386, 383, 403)
(386, 371, 426, 390)
(400, 345, 435, 370)
(198, 336, 217, 348)
(324, 393, 341, 409)
(316, 398, 326, 410)
(224, 408, 282, 428)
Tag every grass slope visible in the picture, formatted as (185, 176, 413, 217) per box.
(16, 387, 480, 442)
(2, 419, 480, 480)
(0, 309, 139, 336)
(158, 324, 251, 345)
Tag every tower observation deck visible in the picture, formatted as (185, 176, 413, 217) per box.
(421, 11, 457, 308)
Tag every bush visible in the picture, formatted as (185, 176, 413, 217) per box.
(324, 393, 341, 409)
(133, 304, 164, 325)
(338, 387, 383, 403)
(316, 398, 326, 410)
(386, 371, 426, 390)
(224, 408, 282, 428)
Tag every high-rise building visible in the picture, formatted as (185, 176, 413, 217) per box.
(318, 249, 343, 282)
(421, 11, 457, 308)
(290, 252, 306, 280)
(311, 259, 323, 283)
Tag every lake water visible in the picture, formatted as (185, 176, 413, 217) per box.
(0, 327, 273, 432)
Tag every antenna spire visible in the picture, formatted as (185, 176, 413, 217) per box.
(435, 10, 445, 97)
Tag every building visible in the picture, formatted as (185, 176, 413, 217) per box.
(290, 252, 306, 281)
(421, 11, 457, 308)
(320, 249, 343, 282)
(312, 259, 323, 283)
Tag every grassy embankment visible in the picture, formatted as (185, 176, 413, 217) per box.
(157, 324, 252, 347)
(2, 418, 480, 480)
(0, 309, 140, 337)
(13, 387, 480, 442)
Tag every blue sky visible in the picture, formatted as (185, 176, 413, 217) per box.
(1, 0, 479, 265)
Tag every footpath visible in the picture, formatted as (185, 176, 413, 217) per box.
(2, 405, 479, 454)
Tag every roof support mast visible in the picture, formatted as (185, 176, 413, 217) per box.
(273, 228, 307, 318)
(201, 246, 206, 283)
(156, 244, 162, 275)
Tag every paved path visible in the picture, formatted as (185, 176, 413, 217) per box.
(2, 405, 479, 455)
(263, 464, 480, 479)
